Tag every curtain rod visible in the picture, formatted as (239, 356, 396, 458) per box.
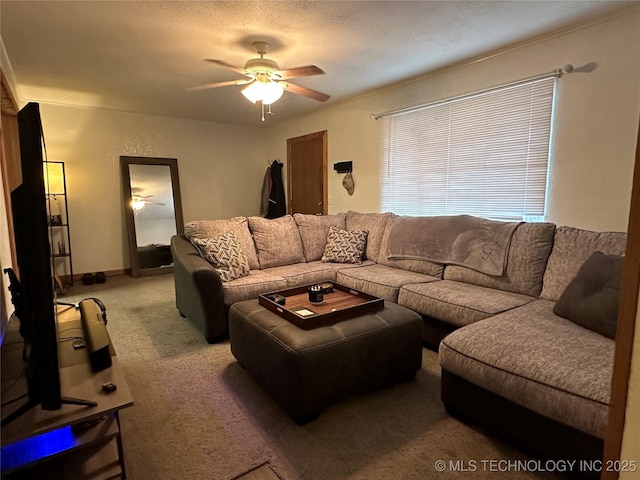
(370, 64, 574, 120)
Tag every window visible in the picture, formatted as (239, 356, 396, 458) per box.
(380, 77, 556, 221)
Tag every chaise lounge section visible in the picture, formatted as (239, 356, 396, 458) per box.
(438, 226, 625, 469)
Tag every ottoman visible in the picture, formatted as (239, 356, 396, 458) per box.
(228, 299, 423, 423)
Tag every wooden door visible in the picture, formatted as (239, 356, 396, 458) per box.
(602, 117, 640, 479)
(287, 131, 327, 215)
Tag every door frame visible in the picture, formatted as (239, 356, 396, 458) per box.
(602, 119, 640, 479)
(287, 130, 328, 215)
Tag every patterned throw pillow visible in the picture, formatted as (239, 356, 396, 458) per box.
(192, 231, 250, 282)
(321, 225, 368, 264)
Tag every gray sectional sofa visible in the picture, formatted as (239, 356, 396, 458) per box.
(170, 211, 626, 468)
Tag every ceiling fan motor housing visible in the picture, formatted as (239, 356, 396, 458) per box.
(244, 57, 280, 76)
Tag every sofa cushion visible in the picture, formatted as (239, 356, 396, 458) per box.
(398, 280, 534, 327)
(264, 261, 339, 287)
(540, 226, 626, 301)
(345, 211, 394, 263)
(248, 215, 306, 268)
(262, 259, 379, 292)
(439, 299, 614, 438)
(553, 251, 623, 339)
(444, 222, 556, 297)
(294, 213, 346, 262)
(337, 264, 439, 302)
(192, 231, 250, 282)
(184, 217, 259, 270)
(221, 270, 288, 306)
(377, 215, 444, 277)
(321, 226, 368, 264)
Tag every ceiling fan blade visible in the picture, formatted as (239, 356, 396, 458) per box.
(282, 82, 330, 102)
(187, 79, 253, 91)
(276, 65, 325, 80)
(204, 59, 248, 76)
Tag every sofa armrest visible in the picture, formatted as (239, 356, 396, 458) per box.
(171, 234, 227, 342)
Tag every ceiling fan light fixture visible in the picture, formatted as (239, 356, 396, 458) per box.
(241, 77, 284, 105)
(131, 199, 145, 214)
(261, 81, 284, 105)
(240, 82, 261, 104)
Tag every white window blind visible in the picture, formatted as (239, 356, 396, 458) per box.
(381, 76, 556, 221)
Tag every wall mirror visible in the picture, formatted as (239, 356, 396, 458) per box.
(120, 156, 184, 277)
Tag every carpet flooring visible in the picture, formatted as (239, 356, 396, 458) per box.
(60, 274, 567, 480)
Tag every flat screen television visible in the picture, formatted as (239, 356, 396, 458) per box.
(1, 102, 93, 427)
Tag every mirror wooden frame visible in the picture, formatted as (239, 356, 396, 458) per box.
(120, 156, 184, 277)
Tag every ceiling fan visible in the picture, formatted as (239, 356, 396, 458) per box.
(189, 41, 330, 118)
(132, 194, 165, 205)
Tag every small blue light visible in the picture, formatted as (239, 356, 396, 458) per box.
(1, 425, 77, 471)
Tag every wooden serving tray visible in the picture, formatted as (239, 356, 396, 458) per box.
(258, 283, 384, 330)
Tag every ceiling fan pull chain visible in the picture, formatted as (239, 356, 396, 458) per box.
(261, 102, 265, 122)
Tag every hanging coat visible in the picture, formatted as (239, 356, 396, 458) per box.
(266, 160, 286, 219)
(260, 165, 271, 216)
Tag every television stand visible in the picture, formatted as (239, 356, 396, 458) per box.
(1, 305, 134, 479)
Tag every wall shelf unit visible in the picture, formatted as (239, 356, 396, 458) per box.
(45, 161, 74, 290)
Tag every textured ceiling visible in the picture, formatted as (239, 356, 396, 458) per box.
(0, 1, 634, 127)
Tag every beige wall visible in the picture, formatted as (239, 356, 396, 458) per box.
(39, 104, 267, 274)
(266, 9, 640, 233)
(0, 37, 23, 333)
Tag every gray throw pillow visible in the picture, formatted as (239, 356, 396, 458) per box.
(553, 251, 623, 339)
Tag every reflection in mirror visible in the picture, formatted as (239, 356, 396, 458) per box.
(120, 157, 183, 277)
